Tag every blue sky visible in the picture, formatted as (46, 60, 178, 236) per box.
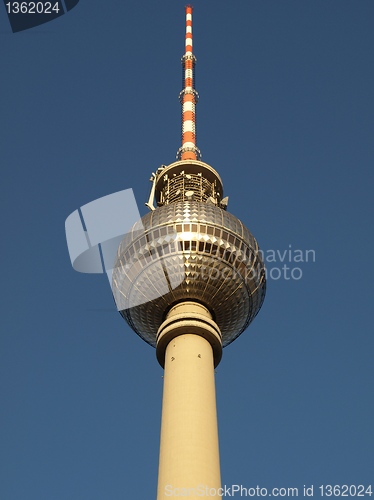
(1, 1, 373, 498)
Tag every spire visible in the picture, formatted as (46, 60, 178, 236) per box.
(177, 5, 201, 161)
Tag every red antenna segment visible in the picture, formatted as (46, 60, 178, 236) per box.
(177, 5, 201, 161)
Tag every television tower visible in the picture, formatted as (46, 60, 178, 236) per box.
(112, 6, 266, 498)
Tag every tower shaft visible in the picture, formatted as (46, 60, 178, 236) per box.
(156, 303, 222, 498)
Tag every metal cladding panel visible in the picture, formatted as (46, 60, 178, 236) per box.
(112, 202, 266, 347)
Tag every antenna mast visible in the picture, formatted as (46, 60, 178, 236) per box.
(177, 5, 201, 161)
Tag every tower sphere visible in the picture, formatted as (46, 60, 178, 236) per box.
(112, 163, 266, 348)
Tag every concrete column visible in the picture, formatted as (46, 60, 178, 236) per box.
(156, 302, 222, 499)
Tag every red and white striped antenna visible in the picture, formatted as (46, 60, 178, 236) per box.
(177, 5, 201, 161)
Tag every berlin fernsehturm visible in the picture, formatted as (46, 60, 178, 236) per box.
(111, 6, 266, 498)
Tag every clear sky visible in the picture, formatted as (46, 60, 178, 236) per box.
(1, 1, 373, 498)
